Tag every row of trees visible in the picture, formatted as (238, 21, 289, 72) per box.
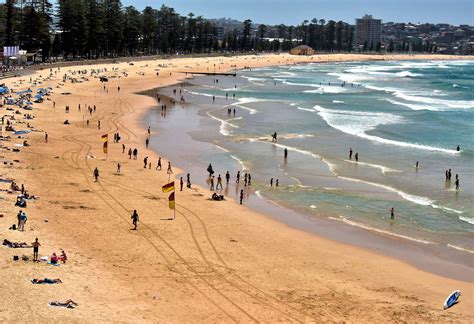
(0, 0, 433, 62)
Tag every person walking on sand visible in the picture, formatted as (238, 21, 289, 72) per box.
(180, 177, 184, 191)
(18, 211, 27, 231)
(239, 189, 244, 204)
(143, 157, 148, 168)
(131, 210, 139, 230)
(284, 148, 288, 159)
(167, 162, 173, 174)
(32, 238, 41, 261)
(122, 144, 125, 153)
(147, 126, 151, 135)
(156, 157, 162, 170)
(349, 148, 353, 160)
(17, 210, 22, 229)
(276, 179, 279, 187)
(93, 167, 99, 182)
(217, 174, 223, 190)
(210, 176, 215, 191)
(45, 132, 48, 143)
(133, 148, 138, 160)
(145, 137, 149, 148)
(97, 120, 100, 130)
(116, 162, 121, 173)
(128, 148, 132, 159)
(390, 207, 395, 219)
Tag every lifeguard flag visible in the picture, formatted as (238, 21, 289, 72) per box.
(101, 134, 108, 154)
(162, 181, 175, 193)
(168, 192, 175, 210)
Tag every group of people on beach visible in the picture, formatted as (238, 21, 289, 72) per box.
(445, 169, 460, 190)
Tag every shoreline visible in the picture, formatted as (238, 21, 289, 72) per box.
(1, 53, 473, 322)
(142, 78, 473, 282)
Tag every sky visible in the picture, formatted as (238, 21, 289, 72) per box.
(122, 0, 473, 26)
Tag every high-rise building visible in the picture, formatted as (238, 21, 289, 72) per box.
(356, 15, 382, 48)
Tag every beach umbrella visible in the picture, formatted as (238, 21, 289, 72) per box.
(0, 87, 6, 94)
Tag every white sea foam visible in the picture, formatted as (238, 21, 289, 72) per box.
(343, 159, 402, 175)
(297, 107, 315, 112)
(230, 154, 248, 170)
(364, 84, 473, 109)
(447, 244, 474, 254)
(395, 71, 423, 77)
(329, 216, 435, 244)
(185, 90, 226, 99)
(207, 112, 239, 136)
(385, 98, 441, 111)
(394, 92, 474, 109)
(316, 106, 459, 154)
(242, 76, 266, 84)
(214, 144, 230, 153)
(303, 86, 348, 94)
(337, 176, 464, 214)
(459, 216, 474, 225)
(332, 100, 344, 104)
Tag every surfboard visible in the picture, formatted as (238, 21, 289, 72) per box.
(443, 290, 461, 310)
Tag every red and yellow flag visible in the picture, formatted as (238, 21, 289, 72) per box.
(162, 181, 175, 193)
(101, 134, 108, 154)
(168, 192, 175, 210)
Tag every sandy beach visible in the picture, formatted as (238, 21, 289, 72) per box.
(1, 53, 473, 322)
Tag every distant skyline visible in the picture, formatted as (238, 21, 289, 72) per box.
(122, 0, 473, 26)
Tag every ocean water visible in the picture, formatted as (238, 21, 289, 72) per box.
(146, 60, 474, 255)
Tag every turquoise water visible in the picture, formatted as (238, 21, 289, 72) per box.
(150, 60, 474, 254)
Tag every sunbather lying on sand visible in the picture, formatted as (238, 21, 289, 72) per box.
(32, 278, 62, 284)
(48, 299, 78, 308)
(3, 239, 31, 248)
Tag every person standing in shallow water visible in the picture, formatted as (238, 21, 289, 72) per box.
(225, 171, 230, 184)
(355, 152, 359, 162)
(390, 207, 395, 219)
(284, 148, 288, 159)
(186, 173, 191, 188)
(349, 148, 353, 160)
(455, 177, 460, 190)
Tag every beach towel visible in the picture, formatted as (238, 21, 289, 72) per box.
(47, 262, 60, 266)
